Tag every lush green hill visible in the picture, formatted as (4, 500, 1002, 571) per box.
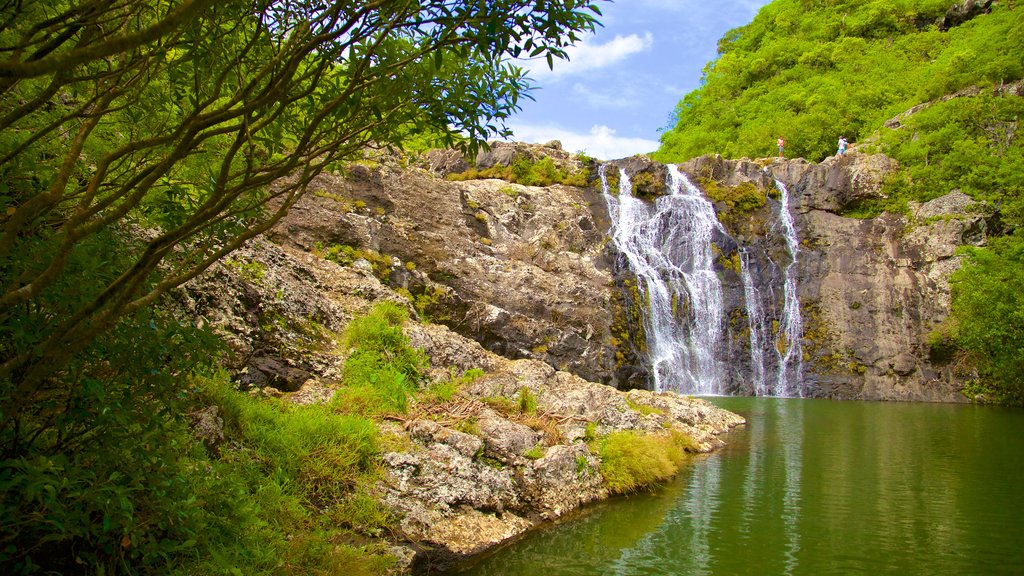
(656, 0, 1024, 403)
(655, 0, 1022, 163)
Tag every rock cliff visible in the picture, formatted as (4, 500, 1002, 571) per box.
(680, 152, 986, 401)
(267, 143, 627, 387)
(258, 144, 978, 402)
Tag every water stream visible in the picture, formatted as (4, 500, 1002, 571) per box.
(602, 165, 728, 394)
(602, 164, 805, 397)
(771, 179, 804, 397)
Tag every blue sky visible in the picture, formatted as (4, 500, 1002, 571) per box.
(506, 0, 772, 160)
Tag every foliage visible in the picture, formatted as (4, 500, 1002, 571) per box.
(446, 154, 590, 186)
(189, 373, 396, 575)
(0, 301, 418, 575)
(517, 386, 538, 414)
(947, 236, 1024, 405)
(655, 1, 1023, 163)
(422, 367, 485, 404)
(333, 301, 429, 416)
(0, 1, 606, 571)
(0, 226, 223, 573)
(871, 93, 1024, 219)
(0, 0, 604, 401)
(655, 0, 1024, 403)
(596, 429, 695, 494)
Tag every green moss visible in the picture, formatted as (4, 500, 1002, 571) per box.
(523, 444, 545, 460)
(446, 155, 590, 187)
(631, 171, 669, 201)
(610, 275, 648, 377)
(626, 398, 668, 417)
(604, 169, 621, 193)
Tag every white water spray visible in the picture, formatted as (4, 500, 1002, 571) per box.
(602, 164, 728, 394)
(739, 249, 768, 395)
(603, 163, 806, 397)
(772, 178, 805, 396)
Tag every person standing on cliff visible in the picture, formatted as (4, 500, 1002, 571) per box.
(777, 136, 785, 158)
(837, 136, 848, 157)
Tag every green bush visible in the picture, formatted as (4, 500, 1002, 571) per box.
(596, 429, 694, 494)
(0, 290, 404, 574)
(948, 236, 1024, 405)
(333, 302, 429, 416)
(0, 234, 226, 574)
(655, 1, 1023, 163)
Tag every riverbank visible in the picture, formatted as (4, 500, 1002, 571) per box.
(447, 397, 1024, 575)
(176, 235, 745, 572)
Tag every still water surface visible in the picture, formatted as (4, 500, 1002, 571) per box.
(448, 398, 1024, 575)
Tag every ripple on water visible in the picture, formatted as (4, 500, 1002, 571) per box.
(445, 398, 1024, 576)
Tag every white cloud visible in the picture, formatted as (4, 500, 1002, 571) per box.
(506, 123, 659, 161)
(521, 32, 653, 80)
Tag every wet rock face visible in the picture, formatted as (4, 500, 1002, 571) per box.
(679, 152, 982, 401)
(268, 148, 624, 387)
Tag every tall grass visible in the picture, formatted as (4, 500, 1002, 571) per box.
(597, 429, 696, 494)
(333, 301, 429, 416)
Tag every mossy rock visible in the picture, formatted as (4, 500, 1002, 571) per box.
(631, 171, 669, 201)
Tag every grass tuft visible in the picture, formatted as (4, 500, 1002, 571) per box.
(596, 429, 696, 494)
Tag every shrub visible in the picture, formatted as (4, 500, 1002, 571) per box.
(596, 429, 694, 494)
(334, 302, 429, 416)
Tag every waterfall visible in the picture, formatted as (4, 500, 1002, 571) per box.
(603, 163, 806, 397)
(602, 164, 727, 394)
(739, 249, 768, 395)
(772, 179, 805, 397)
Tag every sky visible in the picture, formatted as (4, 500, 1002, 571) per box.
(506, 0, 772, 160)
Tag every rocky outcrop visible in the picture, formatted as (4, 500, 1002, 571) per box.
(266, 146, 626, 387)
(383, 347, 743, 571)
(173, 233, 744, 573)
(252, 144, 985, 403)
(938, 0, 994, 31)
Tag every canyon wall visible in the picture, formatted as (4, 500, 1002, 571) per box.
(263, 143, 981, 402)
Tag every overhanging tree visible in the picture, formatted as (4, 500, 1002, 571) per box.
(0, 0, 603, 425)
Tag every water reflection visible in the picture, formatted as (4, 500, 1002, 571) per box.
(447, 399, 1024, 576)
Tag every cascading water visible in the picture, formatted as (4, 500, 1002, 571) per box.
(772, 178, 805, 397)
(604, 162, 807, 397)
(739, 249, 768, 395)
(602, 164, 727, 394)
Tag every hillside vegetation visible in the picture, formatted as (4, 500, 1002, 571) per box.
(0, 1, 605, 573)
(656, 0, 1024, 403)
